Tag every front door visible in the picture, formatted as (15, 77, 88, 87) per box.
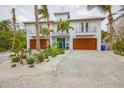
(57, 38, 65, 49)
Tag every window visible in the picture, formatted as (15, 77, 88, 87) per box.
(81, 23, 84, 32)
(86, 23, 88, 32)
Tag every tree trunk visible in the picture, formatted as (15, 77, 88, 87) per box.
(62, 31, 64, 49)
(11, 8, 16, 50)
(20, 48, 24, 65)
(108, 6, 113, 51)
(47, 15, 51, 48)
(34, 5, 40, 51)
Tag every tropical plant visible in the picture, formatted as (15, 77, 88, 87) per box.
(35, 53, 44, 63)
(87, 5, 113, 51)
(11, 8, 16, 50)
(42, 50, 49, 59)
(28, 64, 34, 68)
(101, 30, 107, 43)
(38, 5, 51, 48)
(58, 48, 65, 54)
(11, 32, 26, 64)
(57, 19, 74, 48)
(34, 5, 41, 51)
(113, 40, 124, 56)
(11, 56, 19, 63)
(41, 27, 53, 36)
(0, 19, 12, 31)
(11, 64, 16, 67)
(0, 31, 13, 51)
(26, 57, 35, 64)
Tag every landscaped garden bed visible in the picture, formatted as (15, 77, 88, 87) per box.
(10, 45, 65, 68)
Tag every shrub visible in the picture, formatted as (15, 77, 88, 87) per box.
(48, 46, 59, 58)
(113, 40, 124, 56)
(26, 57, 35, 64)
(0, 31, 13, 50)
(58, 49, 65, 54)
(35, 53, 44, 63)
(0, 48, 7, 53)
(11, 56, 19, 62)
(11, 64, 16, 67)
(42, 50, 49, 59)
(28, 64, 34, 68)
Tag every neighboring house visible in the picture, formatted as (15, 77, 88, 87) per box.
(107, 12, 124, 32)
(106, 11, 124, 42)
(24, 12, 104, 50)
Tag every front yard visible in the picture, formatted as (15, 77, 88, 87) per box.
(0, 50, 124, 88)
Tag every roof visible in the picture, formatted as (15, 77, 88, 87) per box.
(106, 12, 124, 25)
(54, 12, 70, 15)
(69, 15, 105, 21)
(23, 20, 54, 24)
(23, 15, 105, 24)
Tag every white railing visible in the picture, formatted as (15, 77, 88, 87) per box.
(51, 31, 69, 36)
(76, 27, 97, 33)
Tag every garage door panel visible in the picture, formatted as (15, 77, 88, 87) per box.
(73, 38, 97, 50)
(30, 39, 47, 49)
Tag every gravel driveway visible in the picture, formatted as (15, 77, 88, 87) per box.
(0, 50, 124, 88)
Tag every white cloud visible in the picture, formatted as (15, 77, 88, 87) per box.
(0, 5, 121, 30)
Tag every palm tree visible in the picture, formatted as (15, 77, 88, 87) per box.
(41, 27, 53, 36)
(38, 5, 51, 48)
(11, 8, 16, 50)
(0, 19, 11, 31)
(87, 5, 113, 51)
(34, 5, 40, 51)
(57, 19, 74, 49)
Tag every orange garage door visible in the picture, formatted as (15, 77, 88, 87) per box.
(30, 39, 47, 49)
(73, 38, 97, 50)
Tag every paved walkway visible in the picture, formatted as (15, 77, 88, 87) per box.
(0, 51, 124, 88)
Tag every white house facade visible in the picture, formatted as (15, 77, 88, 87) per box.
(24, 12, 105, 50)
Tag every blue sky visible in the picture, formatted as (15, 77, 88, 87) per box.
(0, 5, 121, 30)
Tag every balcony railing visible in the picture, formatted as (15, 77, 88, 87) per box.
(51, 31, 69, 36)
(76, 27, 97, 33)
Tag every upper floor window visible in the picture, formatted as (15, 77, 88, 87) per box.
(86, 23, 88, 32)
(81, 23, 84, 32)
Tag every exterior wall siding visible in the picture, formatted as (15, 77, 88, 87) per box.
(24, 19, 102, 50)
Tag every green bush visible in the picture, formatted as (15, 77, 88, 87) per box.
(113, 40, 124, 56)
(28, 64, 34, 68)
(11, 64, 16, 67)
(0, 31, 13, 50)
(26, 57, 35, 64)
(35, 53, 44, 63)
(11, 56, 19, 62)
(0, 48, 7, 53)
(58, 49, 65, 54)
(42, 50, 49, 59)
(49, 46, 60, 57)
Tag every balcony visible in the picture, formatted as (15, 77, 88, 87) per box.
(76, 27, 98, 35)
(26, 29, 44, 36)
(51, 31, 69, 37)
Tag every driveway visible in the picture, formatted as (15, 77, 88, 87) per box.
(0, 51, 124, 88)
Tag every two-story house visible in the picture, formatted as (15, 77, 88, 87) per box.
(24, 12, 105, 50)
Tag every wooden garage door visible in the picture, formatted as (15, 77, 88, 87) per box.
(73, 38, 97, 50)
(30, 39, 47, 49)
